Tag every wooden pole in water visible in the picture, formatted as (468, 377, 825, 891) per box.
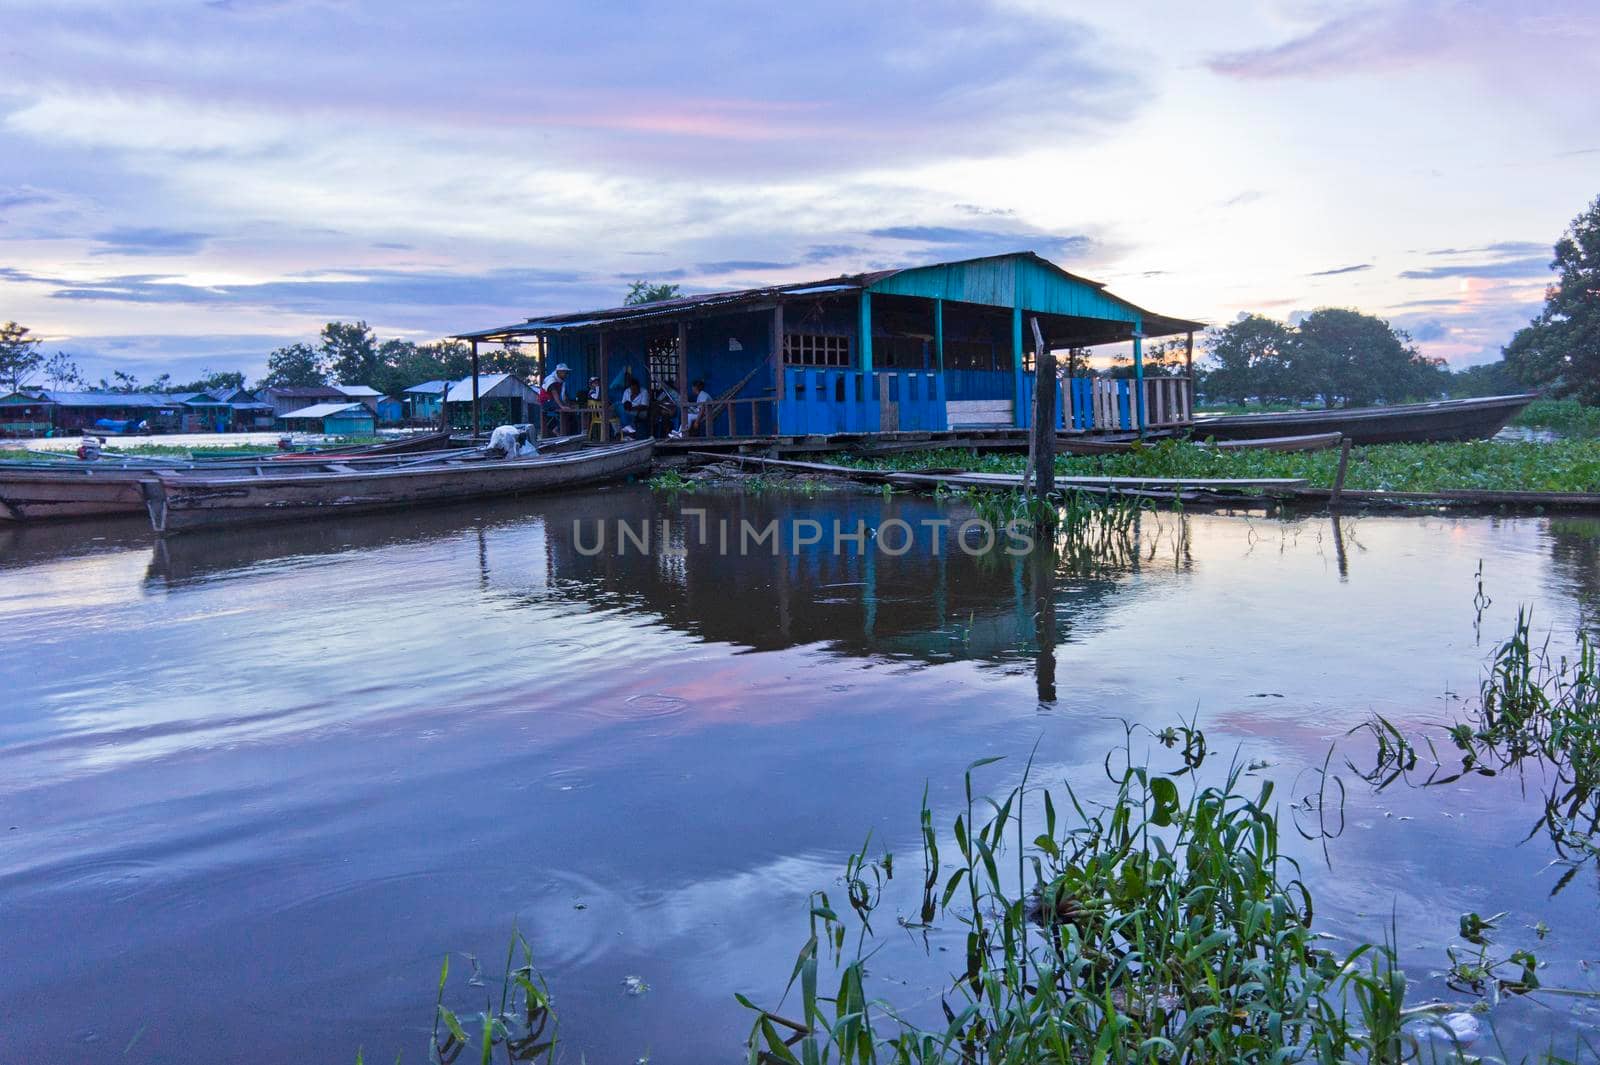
(469, 339, 481, 439)
(1330, 437, 1353, 507)
(1031, 317, 1055, 500)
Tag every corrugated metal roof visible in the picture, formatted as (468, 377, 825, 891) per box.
(333, 383, 381, 397)
(35, 391, 184, 408)
(440, 373, 539, 401)
(280, 402, 373, 420)
(452, 252, 1203, 341)
(259, 385, 346, 398)
(403, 379, 447, 394)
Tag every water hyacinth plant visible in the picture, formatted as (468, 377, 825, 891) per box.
(736, 735, 1462, 1064)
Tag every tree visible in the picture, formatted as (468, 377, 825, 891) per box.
(482, 339, 540, 382)
(259, 342, 327, 388)
(1448, 361, 1518, 398)
(319, 320, 379, 385)
(1503, 194, 1600, 403)
(109, 369, 141, 393)
(1294, 308, 1445, 406)
(1107, 338, 1189, 379)
(169, 369, 246, 394)
(371, 337, 474, 395)
(1201, 315, 1294, 404)
(625, 280, 682, 305)
(42, 351, 85, 389)
(0, 321, 44, 392)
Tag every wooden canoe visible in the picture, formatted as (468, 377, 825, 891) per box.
(1191, 394, 1537, 445)
(142, 438, 654, 533)
(0, 436, 589, 522)
(1055, 431, 1343, 456)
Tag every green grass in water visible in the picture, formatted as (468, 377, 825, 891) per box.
(836, 439, 1600, 494)
(1512, 399, 1600, 438)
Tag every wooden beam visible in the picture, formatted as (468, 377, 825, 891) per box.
(858, 292, 873, 372)
(933, 298, 944, 372)
(1031, 317, 1055, 499)
(597, 330, 610, 442)
(1011, 304, 1024, 429)
(470, 339, 480, 438)
(1131, 324, 1145, 436)
(676, 321, 689, 427)
(770, 302, 784, 436)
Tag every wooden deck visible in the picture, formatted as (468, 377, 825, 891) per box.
(655, 427, 1180, 461)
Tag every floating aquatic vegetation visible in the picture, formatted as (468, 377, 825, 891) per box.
(736, 729, 1483, 1064)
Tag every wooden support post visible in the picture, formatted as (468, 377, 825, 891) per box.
(933, 298, 944, 372)
(1031, 317, 1055, 500)
(1185, 330, 1195, 424)
(1131, 325, 1146, 436)
(597, 331, 610, 441)
(470, 339, 481, 438)
(771, 302, 784, 436)
(858, 292, 873, 372)
(532, 333, 544, 441)
(1012, 304, 1025, 428)
(676, 321, 689, 430)
(1330, 437, 1353, 507)
(439, 379, 449, 431)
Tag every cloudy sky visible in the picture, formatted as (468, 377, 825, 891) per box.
(1, 0, 1596, 384)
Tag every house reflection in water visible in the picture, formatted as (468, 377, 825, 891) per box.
(142, 486, 1196, 702)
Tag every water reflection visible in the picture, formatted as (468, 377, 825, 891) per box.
(3, 491, 1600, 1061)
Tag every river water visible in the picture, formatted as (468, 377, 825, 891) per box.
(3, 488, 1599, 1061)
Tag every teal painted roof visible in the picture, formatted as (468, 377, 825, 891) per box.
(454, 251, 1202, 342)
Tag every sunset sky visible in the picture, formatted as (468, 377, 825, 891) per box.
(2, 0, 1596, 384)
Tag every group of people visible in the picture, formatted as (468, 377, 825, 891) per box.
(539, 363, 713, 439)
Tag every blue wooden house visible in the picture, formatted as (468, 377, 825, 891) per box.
(454, 251, 1202, 443)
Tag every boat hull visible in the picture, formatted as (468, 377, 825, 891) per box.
(1191, 394, 1537, 445)
(0, 468, 155, 521)
(0, 436, 590, 522)
(143, 440, 654, 533)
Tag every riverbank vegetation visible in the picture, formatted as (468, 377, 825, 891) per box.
(838, 439, 1600, 495)
(1511, 399, 1600, 437)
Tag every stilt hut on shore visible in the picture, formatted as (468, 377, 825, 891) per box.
(453, 251, 1202, 447)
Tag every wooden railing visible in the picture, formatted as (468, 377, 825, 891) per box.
(569, 396, 780, 440)
(556, 373, 1190, 440)
(1141, 376, 1192, 429)
(1031, 375, 1193, 432)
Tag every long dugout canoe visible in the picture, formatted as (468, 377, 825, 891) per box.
(1190, 394, 1537, 445)
(142, 438, 654, 533)
(0, 436, 587, 522)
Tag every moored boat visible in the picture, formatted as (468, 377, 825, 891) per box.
(142, 438, 654, 533)
(1191, 394, 1537, 445)
(0, 435, 587, 522)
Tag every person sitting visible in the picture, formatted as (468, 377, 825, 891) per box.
(541, 363, 574, 435)
(583, 375, 604, 439)
(618, 374, 649, 435)
(684, 379, 712, 436)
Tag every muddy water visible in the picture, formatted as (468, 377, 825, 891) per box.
(2, 488, 1599, 1061)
